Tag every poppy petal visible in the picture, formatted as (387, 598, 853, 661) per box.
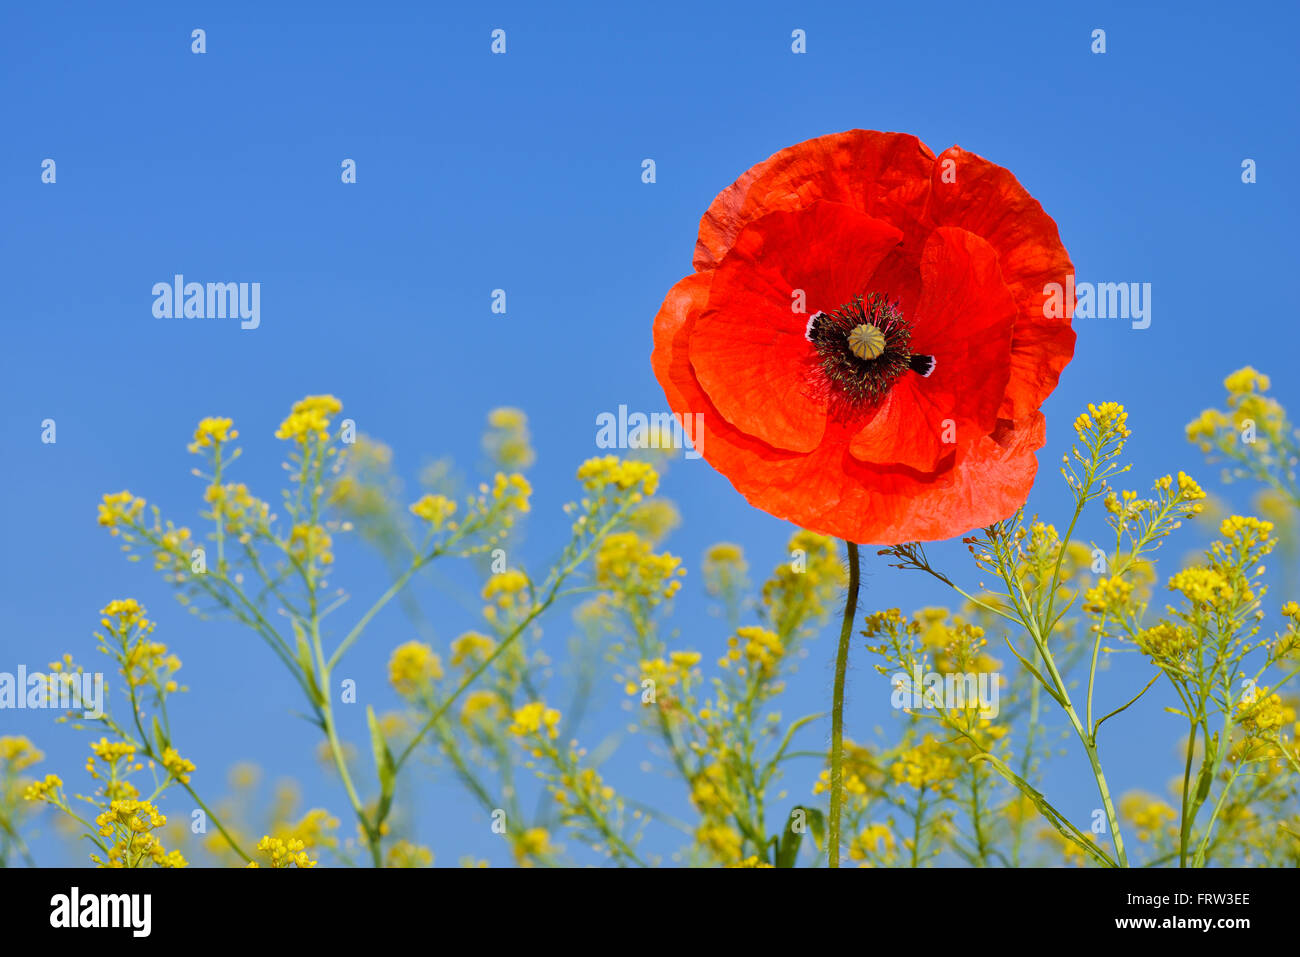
(928, 146, 1076, 419)
(850, 226, 1017, 469)
(688, 203, 904, 453)
(694, 130, 936, 270)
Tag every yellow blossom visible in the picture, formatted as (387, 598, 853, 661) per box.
(450, 631, 496, 668)
(275, 395, 342, 444)
(508, 702, 561, 739)
(409, 493, 457, 527)
(388, 641, 443, 695)
(187, 416, 238, 453)
(576, 456, 659, 497)
(97, 491, 146, 531)
(160, 747, 195, 784)
(253, 835, 317, 868)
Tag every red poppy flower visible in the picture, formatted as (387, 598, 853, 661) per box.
(652, 130, 1075, 544)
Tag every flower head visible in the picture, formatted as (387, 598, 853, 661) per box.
(652, 130, 1074, 543)
(388, 641, 443, 695)
(275, 395, 342, 444)
(188, 416, 238, 453)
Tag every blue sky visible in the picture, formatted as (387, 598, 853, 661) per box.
(2, 0, 1297, 866)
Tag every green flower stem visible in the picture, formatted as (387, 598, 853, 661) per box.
(828, 540, 860, 869)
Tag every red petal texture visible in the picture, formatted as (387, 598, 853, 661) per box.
(689, 203, 902, 453)
(653, 130, 1074, 545)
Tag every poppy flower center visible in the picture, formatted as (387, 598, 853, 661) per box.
(805, 293, 935, 408)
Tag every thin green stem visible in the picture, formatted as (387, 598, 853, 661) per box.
(828, 540, 860, 869)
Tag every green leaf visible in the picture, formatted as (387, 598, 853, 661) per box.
(367, 705, 396, 798)
(1195, 732, 1220, 803)
(1194, 761, 1214, 803)
(293, 624, 324, 706)
(970, 753, 1117, 868)
(805, 807, 826, 852)
(775, 805, 823, 867)
(151, 716, 169, 753)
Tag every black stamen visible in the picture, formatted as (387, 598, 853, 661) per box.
(909, 354, 936, 378)
(806, 293, 918, 409)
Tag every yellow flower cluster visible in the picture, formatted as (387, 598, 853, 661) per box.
(409, 493, 457, 527)
(762, 530, 846, 628)
(1155, 471, 1207, 506)
(594, 533, 684, 606)
(849, 823, 895, 862)
(100, 598, 149, 631)
(97, 491, 146, 532)
(1186, 367, 1288, 455)
(482, 569, 531, 622)
(727, 855, 775, 868)
(187, 416, 238, 453)
(1120, 791, 1177, 843)
(88, 737, 136, 765)
(914, 608, 994, 675)
(274, 395, 343, 444)
(92, 799, 186, 868)
(553, 765, 618, 826)
(1237, 687, 1295, 739)
(1167, 566, 1234, 608)
(385, 839, 434, 868)
(484, 408, 536, 470)
(493, 472, 532, 512)
(511, 827, 552, 865)
(1185, 408, 1228, 451)
(1135, 621, 1198, 664)
(450, 631, 496, 669)
(812, 766, 869, 799)
(153, 524, 194, 572)
(576, 456, 659, 498)
(508, 702, 561, 739)
(1224, 367, 1270, 394)
(1217, 515, 1275, 552)
(281, 808, 340, 851)
(718, 625, 785, 678)
(460, 690, 506, 727)
(288, 522, 334, 567)
(625, 499, 682, 543)
(696, 823, 743, 863)
(23, 773, 62, 803)
(889, 736, 953, 791)
(84, 738, 142, 801)
(205, 482, 268, 535)
(1084, 576, 1134, 617)
(388, 640, 444, 695)
(0, 736, 43, 773)
(624, 652, 701, 705)
(1073, 401, 1130, 441)
(160, 747, 195, 784)
(703, 542, 748, 596)
(251, 835, 317, 868)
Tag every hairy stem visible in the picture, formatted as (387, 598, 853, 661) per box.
(828, 540, 860, 868)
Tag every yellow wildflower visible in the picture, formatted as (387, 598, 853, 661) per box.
(187, 416, 238, 453)
(508, 702, 561, 739)
(409, 493, 457, 528)
(388, 641, 443, 695)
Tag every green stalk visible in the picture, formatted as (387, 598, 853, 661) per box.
(828, 540, 860, 868)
